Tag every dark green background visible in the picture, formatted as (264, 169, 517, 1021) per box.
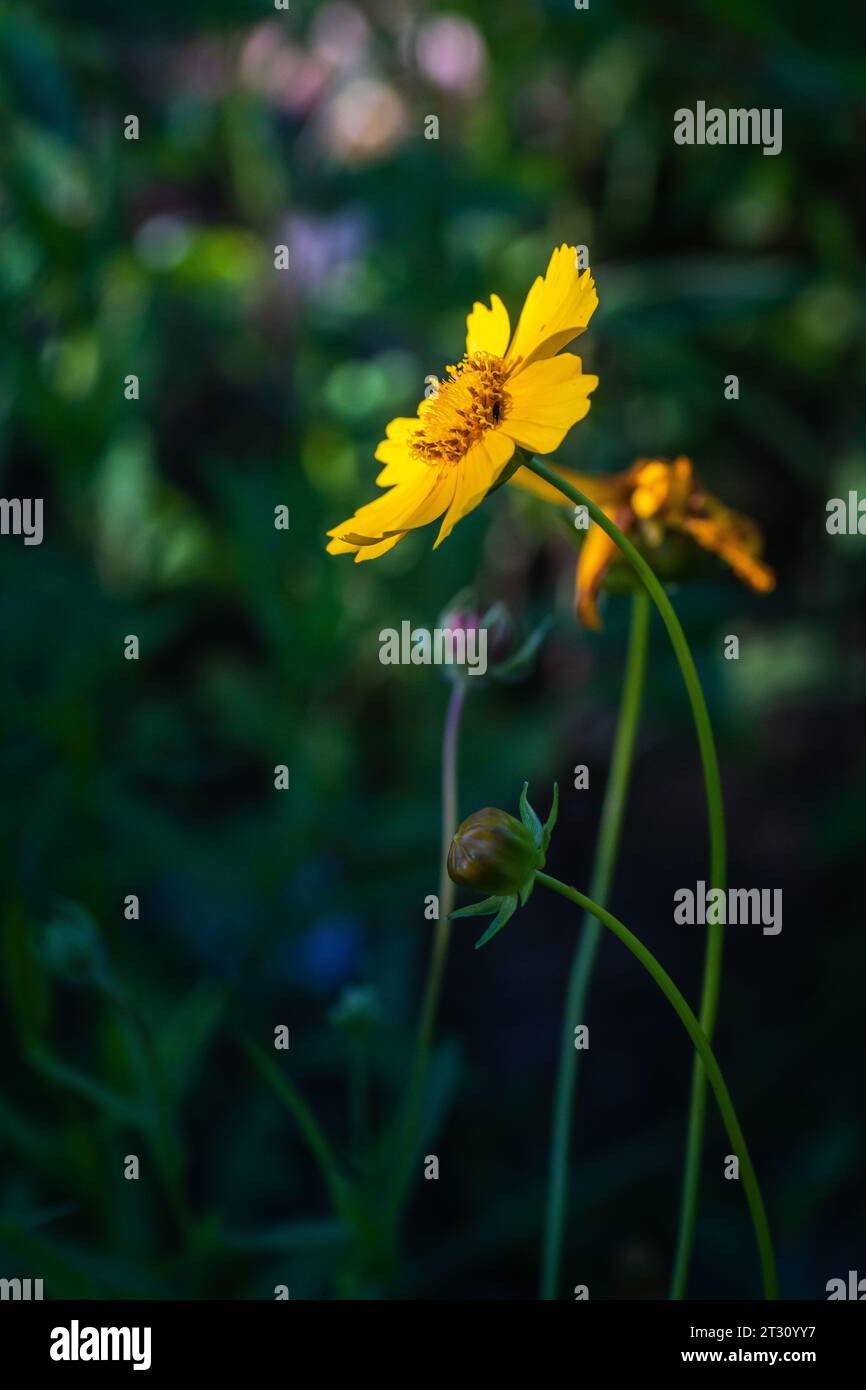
(1, 0, 863, 1298)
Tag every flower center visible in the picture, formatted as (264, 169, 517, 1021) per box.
(411, 352, 510, 467)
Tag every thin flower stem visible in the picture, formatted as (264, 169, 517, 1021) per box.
(388, 679, 466, 1220)
(536, 872, 777, 1300)
(520, 454, 726, 1298)
(540, 588, 650, 1299)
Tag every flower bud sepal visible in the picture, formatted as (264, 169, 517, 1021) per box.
(450, 891, 520, 950)
(448, 783, 559, 948)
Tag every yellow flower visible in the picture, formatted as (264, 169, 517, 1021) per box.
(326, 246, 598, 560)
(512, 456, 776, 630)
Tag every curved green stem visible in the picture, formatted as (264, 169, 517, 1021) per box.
(541, 589, 650, 1299)
(520, 454, 726, 1298)
(670, 926, 724, 1297)
(536, 872, 777, 1300)
(388, 679, 466, 1221)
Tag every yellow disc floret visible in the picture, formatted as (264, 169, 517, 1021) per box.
(411, 353, 511, 468)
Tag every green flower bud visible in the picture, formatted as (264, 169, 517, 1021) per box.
(448, 807, 544, 897)
(448, 787, 558, 948)
(35, 901, 105, 985)
(328, 985, 383, 1038)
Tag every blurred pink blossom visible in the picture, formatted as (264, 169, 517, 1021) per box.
(311, 4, 371, 70)
(415, 15, 487, 96)
(323, 78, 408, 164)
(240, 22, 328, 115)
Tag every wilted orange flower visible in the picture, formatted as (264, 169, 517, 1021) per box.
(326, 245, 598, 561)
(511, 456, 775, 630)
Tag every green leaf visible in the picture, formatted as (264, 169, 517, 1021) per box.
(222, 1220, 349, 1255)
(0, 1229, 155, 1298)
(155, 983, 227, 1103)
(0, 1202, 78, 1234)
(416, 1038, 463, 1152)
(26, 1048, 146, 1129)
(1, 902, 50, 1046)
(490, 617, 551, 683)
(241, 1034, 342, 1203)
(480, 599, 508, 631)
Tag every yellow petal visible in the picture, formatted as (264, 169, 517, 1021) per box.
(501, 353, 598, 455)
(325, 531, 404, 561)
(465, 293, 511, 357)
(575, 508, 627, 630)
(668, 457, 695, 513)
(352, 533, 405, 563)
(327, 465, 456, 555)
(374, 417, 423, 485)
(679, 511, 776, 594)
(632, 463, 673, 520)
(433, 430, 515, 547)
(326, 534, 364, 555)
(629, 457, 695, 520)
(506, 245, 598, 370)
